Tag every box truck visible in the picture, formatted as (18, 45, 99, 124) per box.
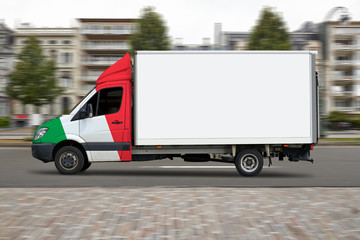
(32, 51, 319, 176)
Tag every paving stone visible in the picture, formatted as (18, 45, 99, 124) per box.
(0, 188, 359, 239)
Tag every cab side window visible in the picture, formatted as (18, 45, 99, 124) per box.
(74, 87, 123, 121)
(97, 88, 123, 116)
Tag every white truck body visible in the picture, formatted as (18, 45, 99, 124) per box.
(135, 51, 318, 146)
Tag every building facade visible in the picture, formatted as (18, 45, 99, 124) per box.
(13, 24, 79, 115)
(78, 18, 136, 97)
(0, 21, 13, 117)
(321, 21, 360, 114)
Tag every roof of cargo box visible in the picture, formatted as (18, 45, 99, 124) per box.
(96, 53, 131, 90)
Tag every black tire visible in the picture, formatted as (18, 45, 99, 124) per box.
(81, 161, 92, 172)
(54, 146, 84, 175)
(235, 149, 263, 177)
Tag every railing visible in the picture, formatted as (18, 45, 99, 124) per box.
(333, 60, 355, 66)
(82, 60, 116, 66)
(81, 75, 100, 81)
(82, 29, 133, 35)
(332, 107, 354, 112)
(333, 44, 356, 50)
(333, 76, 353, 82)
(82, 44, 129, 50)
(332, 91, 354, 97)
(81, 85, 95, 91)
(334, 28, 360, 35)
(17, 28, 77, 33)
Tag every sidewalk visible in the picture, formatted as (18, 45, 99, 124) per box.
(0, 188, 359, 239)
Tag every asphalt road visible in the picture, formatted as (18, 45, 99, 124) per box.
(0, 146, 359, 187)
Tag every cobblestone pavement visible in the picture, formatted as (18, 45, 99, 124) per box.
(0, 188, 359, 240)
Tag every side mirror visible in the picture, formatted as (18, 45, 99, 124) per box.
(79, 103, 93, 119)
(87, 103, 93, 118)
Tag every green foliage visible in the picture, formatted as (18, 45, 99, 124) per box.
(130, 6, 170, 53)
(0, 117, 11, 128)
(326, 111, 360, 129)
(6, 36, 63, 112)
(327, 111, 349, 122)
(348, 119, 360, 129)
(247, 7, 292, 50)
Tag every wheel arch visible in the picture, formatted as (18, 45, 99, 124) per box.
(52, 140, 88, 163)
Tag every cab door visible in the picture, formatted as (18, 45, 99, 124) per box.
(79, 86, 130, 161)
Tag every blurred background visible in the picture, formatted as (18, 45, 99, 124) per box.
(0, 1, 360, 135)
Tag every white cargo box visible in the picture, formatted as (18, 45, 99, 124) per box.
(135, 51, 318, 145)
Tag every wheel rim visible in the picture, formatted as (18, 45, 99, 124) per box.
(240, 154, 259, 173)
(59, 151, 78, 170)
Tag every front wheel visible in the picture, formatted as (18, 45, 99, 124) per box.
(54, 146, 84, 174)
(235, 149, 263, 177)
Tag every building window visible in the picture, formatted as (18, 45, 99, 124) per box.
(356, 100, 360, 111)
(48, 40, 57, 44)
(355, 53, 360, 62)
(63, 40, 71, 44)
(355, 85, 360, 97)
(60, 53, 73, 64)
(355, 70, 360, 79)
(60, 72, 72, 88)
(0, 58, 5, 70)
(49, 50, 57, 61)
(335, 100, 351, 108)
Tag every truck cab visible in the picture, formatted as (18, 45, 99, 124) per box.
(32, 53, 133, 173)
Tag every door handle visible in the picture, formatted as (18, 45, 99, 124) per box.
(112, 121, 123, 124)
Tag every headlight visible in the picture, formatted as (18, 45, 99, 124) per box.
(34, 127, 48, 140)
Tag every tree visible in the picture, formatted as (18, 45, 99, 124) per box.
(130, 6, 170, 53)
(6, 36, 63, 113)
(327, 111, 349, 123)
(247, 7, 292, 50)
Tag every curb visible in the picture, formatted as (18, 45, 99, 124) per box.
(317, 141, 360, 146)
(0, 143, 31, 147)
(1, 142, 360, 148)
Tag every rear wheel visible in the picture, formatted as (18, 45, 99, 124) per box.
(235, 149, 263, 177)
(54, 146, 84, 174)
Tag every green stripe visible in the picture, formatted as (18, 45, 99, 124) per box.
(33, 117, 67, 144)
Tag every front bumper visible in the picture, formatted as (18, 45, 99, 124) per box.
(32, 143, 56, 163)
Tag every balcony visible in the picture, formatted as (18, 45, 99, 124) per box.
(82, 60, 116, 66)
(82, 29, 133, 35)
(332, 91, 354, 98)
(332, 107, 354, 112)
(82, 42, 130, 50)
(334, 28, 360, 35)
(333, 60, 355, 68)
(333, 44, 355, 51)
(81, 75, 100, 81)
(333, 76, 354, 84)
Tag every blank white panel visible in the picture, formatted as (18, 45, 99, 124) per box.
(135, 51, 314, 145)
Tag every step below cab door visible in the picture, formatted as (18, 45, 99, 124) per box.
(79, 86, 131, 162)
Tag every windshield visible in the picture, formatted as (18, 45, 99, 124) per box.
(69, 87, 96, 115)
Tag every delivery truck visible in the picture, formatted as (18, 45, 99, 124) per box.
(32, 51, 319, 176)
